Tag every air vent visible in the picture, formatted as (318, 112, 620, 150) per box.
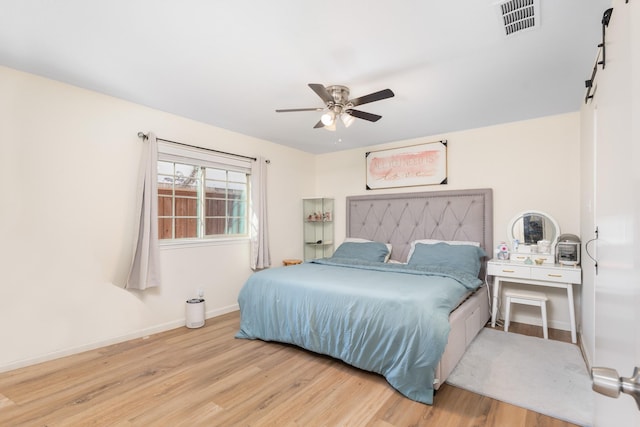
(497, 0, 539, 36)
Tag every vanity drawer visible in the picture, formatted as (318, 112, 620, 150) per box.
(487, 263, 531, 279)
(509, 253, 555, 264)
(531, 267, 581, 284)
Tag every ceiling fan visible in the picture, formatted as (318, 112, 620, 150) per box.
(276, 83, 395, 131)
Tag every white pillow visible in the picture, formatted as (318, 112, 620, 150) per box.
(344, 238, 392, 262)
(407, 239, 480, 263)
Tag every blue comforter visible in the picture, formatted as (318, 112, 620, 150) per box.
(235, 258, 482, 404)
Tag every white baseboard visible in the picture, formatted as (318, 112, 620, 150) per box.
(0, 304, 239, 374)
(578, 331, 592, 372)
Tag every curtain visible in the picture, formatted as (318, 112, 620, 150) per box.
(126, 132, 161, 290)
(250, 156, 271, 270)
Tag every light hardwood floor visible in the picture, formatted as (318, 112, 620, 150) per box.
(0, 312, 577, 426)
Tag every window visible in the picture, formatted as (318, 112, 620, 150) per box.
(156, 141, 250, 241)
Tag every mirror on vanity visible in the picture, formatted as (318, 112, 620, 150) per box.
(506, 210, 560, 264)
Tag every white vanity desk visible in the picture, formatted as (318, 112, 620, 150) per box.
(488, 259, 582, 343)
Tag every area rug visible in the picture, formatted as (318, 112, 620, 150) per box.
(446, 328, 593, 426)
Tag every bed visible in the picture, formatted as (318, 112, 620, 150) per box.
(236, 188, 493, 404)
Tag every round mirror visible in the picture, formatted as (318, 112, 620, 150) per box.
(507, 210, 560, 252)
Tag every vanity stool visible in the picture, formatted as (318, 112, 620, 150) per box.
(504, 289, 549, 339)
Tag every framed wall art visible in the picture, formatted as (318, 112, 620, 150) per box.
(365, 140, 447, 190)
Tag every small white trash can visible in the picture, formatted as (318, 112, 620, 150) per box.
(186, 298, 205, 328)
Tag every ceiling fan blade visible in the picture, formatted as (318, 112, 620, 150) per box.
(276, 107, 324, 112)
(349, 89, 395, 107)
(347, 109, 382, 122)
(313, 120, 325, 129)
(308, 83, 334, 104)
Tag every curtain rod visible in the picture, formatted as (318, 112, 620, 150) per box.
(137, 132, 260, 162)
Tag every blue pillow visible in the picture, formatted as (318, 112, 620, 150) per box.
(332, 241, 390, 263)
(407, 242, 486, 277)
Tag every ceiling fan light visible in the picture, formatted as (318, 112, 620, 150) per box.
(341, 113, 355, 128)
(325, 122, 337, 131)
(321, 111, 335, 126)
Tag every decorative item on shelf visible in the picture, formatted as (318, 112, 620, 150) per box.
(537, 239, 551, 254)
(307, 212, 332, 222)
(518, 245, 531, 253)
(496, 242, 510, 260)
(524, 257, 533, 265)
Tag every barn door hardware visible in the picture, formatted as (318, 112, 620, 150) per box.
(598, 8, 614, 69)
(585, 7, 614, 103)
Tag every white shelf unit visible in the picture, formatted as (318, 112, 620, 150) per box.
(303, 197, 334, 260)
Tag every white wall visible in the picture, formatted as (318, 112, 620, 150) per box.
(0, 66, 315, 371)
(314, 113, 582, 330)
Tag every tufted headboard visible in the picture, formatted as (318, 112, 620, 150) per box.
(346, 188, 493, 267)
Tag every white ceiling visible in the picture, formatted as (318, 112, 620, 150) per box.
(1, 0, 611, 154)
